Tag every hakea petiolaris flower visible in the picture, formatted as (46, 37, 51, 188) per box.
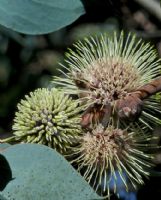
(3, 88, 83, 153)
(53, 32, 161, 128)
(69, 123, 157, 198)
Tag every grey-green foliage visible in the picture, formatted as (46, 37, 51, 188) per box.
(0, 143, 101, 200)
(0, 0, 85, 35)
(0, 143, 11, 150)
(0, 194, 7, 200)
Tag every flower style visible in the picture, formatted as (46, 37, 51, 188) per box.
(53, 32, 161, 128)
(11, 88, 83, 153)
(70, 123, 156, 198)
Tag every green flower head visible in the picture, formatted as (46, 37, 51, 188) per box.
(70, 123, 157, 198)
(12, 88, 83, 153)
(53, 32, 161, 128)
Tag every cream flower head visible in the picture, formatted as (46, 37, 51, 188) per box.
(70, 123, 156, 198)
(11, 88, 83, 153)
(53, 32, 161, 128)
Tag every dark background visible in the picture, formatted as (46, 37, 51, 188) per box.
(0, 0, 161, 199)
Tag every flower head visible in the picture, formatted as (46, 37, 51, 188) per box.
(12, 88, 83, 153)
(70, 124, 156, 198)
(53, 32, 161, 127)
(54, 32, 160, 104)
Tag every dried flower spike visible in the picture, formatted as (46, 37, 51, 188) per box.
(70, 124, 156, 198)
(53, 32, 161, 127)
(6, 88, 83, 153)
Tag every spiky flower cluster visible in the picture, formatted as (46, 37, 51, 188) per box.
(54, 32, 160, 102)
(11, 88, 83, 153)
(52, 32, 161, 198)
(53, 32, 161, 127)
(71, 124, 155, 197)
(2, 32, 161, 199)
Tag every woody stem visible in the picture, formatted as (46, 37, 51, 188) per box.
(136, 76, 161, 100)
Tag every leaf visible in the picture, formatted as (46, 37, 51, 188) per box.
(0, 0, 85, 35)
(0, 144, 101, 200)
(0, 143, 11, 153)
(0, 194, 8, 200)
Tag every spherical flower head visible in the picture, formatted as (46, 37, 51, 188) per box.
(70, 124, 156, 198)
(54, 32, 160, 104)
(53, 32, 161, 127)
(12, 88, 83, 153)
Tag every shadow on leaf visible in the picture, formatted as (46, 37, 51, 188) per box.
(0, 154, 13, 191)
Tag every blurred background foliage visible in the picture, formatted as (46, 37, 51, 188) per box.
(0, 0, 161, 199)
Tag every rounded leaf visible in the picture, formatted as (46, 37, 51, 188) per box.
(0, 144, 101, 200)
(0, 143, 11, 153)
(0, 0, 85, 35)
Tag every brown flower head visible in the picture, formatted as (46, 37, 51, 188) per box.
(53, 32, 161, 128)
(70, 124, 156, 198)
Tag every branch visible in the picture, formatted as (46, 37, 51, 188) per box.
(137, 76, 161, 99)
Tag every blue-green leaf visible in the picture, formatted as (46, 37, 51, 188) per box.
(0, 194, 7, 200)
(0, 143, 11, 152)
(0, 0, 85, 35)
(0, 144, 101, 200)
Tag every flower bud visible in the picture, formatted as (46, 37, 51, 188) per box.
(11, 88, 83, 153)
